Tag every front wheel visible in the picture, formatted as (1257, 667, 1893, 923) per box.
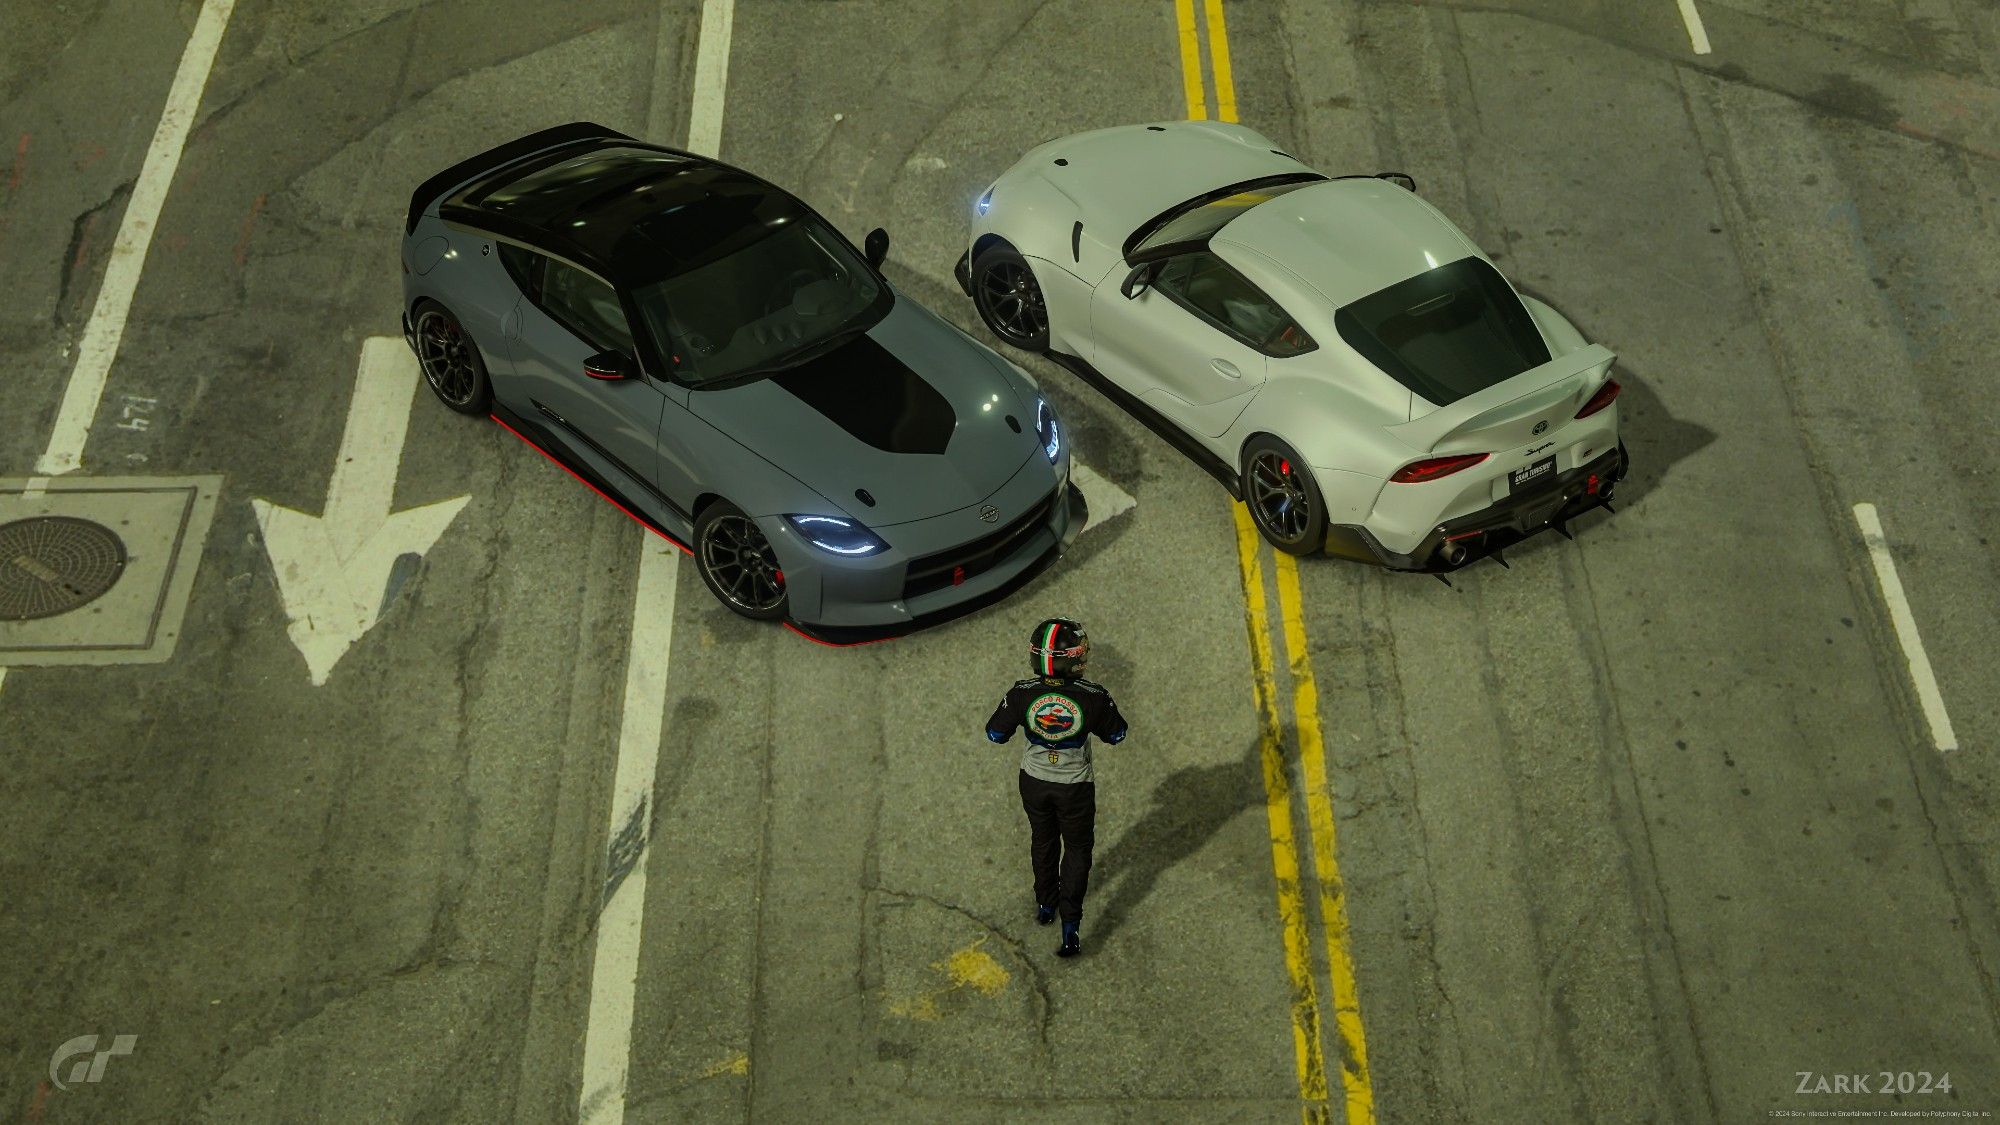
(1242, 436, 1327, 556)
(970, 243, 1050, 352)
(694, 500, 791, 620)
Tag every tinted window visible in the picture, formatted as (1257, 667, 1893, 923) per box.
(630, 216, 886, 386)
(1154, 252, 1315, 356)
(542, 259, 635, 355)
(1334, 256, 1549, 405)
(496, 242, 541, 297)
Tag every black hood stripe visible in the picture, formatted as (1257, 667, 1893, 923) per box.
(770, 333, 957, 455)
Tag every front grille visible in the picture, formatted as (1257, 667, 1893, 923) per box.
(903, 489, 1055, 600)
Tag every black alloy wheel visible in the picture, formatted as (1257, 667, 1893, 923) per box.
(695, 501, 790, 620)
(971, 244, 1050, 351)
(1243, 436, 1328, 556)
(414, 303, 492, 415)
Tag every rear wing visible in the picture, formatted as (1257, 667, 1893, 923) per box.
(1387, 343, 1615, 453)
(404, 121, 631, 234)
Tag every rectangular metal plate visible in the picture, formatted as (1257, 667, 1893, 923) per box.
(0, 475, 222, 665)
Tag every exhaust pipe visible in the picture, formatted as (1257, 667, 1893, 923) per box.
(1436, 540, 1468, 568)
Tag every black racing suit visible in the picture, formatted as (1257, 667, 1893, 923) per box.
(985, 675, 1129, 925)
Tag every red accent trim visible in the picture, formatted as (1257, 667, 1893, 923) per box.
(782, 621, 895, 648)
(583, 366, 624, 381)
(1389, 452, 1490, 484)
(493, 413, 904, 648)
(1575, 378, 1621, 419)
(1444, 529, 1486, 542)
(488, 414, 692, 556)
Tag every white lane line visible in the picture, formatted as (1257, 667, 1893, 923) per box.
(37, 0, 238, 476)
(1675, 0, 1713, 55)
(577, 5, 732, 1122)
(685, 0, 736, 158)
(1854, 503, 1958, 752)
(577, 538, 682, 1125)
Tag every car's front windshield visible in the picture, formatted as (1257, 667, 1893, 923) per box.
(1127, 174, 1325, 260)
(632, 217, 887, 386)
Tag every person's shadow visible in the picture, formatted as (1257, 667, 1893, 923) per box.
(1091, 737, 1266, 943)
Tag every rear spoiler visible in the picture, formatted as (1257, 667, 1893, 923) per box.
(404, 121, 633, 234)
(1388, 343, 1615, 453)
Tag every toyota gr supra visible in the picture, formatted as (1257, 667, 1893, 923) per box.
(402, 122, 1080, 639)
(956, 121, 1627, 571)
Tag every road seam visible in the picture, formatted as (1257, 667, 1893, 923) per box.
(1274, 552, 1377, 1125)
(1234, 505, 1333, 1125)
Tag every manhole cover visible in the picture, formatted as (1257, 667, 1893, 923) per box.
(0, 516, 129, 621)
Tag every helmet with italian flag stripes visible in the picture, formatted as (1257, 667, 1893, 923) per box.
(1028, 618, 1089, 679)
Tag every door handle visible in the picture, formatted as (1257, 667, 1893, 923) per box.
(1211, 359, 1242, 379)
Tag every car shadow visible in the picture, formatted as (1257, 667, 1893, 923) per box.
(1609, 362, 1713, 513)
(1508, 285, 1715, 515)
(1089, 736, 1266, 944)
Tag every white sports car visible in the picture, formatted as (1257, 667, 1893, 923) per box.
(955, 121, 1628, 572)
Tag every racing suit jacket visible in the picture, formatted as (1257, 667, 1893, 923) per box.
(985, 675, 1129, 783)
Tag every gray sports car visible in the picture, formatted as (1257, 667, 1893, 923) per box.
(401, 123, 1080, 641)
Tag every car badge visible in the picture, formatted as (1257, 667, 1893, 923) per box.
(952, 565, 968, 586)
(979, 505, 1000, 523)
(1532, 420, 1549, 436)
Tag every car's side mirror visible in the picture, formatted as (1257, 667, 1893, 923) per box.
(1120, 262, 1157, 299)
(1376, 172, 1416, 192)
(864, 227, 890, 268)
(583, 350, 634, 381)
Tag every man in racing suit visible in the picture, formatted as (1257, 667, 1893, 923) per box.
(985, 618, 1129, 957)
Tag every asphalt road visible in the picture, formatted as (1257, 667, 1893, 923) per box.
(3, 1, 1997, 1123)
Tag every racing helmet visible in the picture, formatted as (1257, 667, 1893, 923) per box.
(1029, 618, 1089, 679)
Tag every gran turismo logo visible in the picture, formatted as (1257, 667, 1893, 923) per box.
(49, 1034, 136, 1089)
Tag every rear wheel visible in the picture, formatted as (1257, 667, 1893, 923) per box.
(1242, 436, 1327, 556)
(412, 301, 492, 415)
(694, 500, 790, 620)
(970, 243, 1050, 351)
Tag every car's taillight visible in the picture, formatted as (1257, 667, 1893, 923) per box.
(1575, 378, 1621, 419)
(1389, 452, 1490, 484)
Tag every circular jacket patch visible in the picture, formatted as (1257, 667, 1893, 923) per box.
(1028, 692, 1082, 741)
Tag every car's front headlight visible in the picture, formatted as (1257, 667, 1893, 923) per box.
(1035, 398, 1062, 464)
(783, 514, 889, 557)
(976, 187, 994, 215)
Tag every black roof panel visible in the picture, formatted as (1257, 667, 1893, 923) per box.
(441, 143, 808, 287)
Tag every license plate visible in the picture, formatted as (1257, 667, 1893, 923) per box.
(1509, 456, 1556, 492)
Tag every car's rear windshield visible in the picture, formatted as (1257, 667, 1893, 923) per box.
(1333, 256, 1550, 406)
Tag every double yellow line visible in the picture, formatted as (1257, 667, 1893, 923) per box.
(1176, 4, 1375, 1122)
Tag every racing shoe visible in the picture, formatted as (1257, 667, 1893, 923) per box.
(1056, 921, 1081, 958)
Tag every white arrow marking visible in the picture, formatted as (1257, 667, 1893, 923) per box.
(1072, 461, 1136, 535)
(251, 338, 468, 685)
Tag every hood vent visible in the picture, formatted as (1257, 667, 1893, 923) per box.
(855, 488, 876, 508)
